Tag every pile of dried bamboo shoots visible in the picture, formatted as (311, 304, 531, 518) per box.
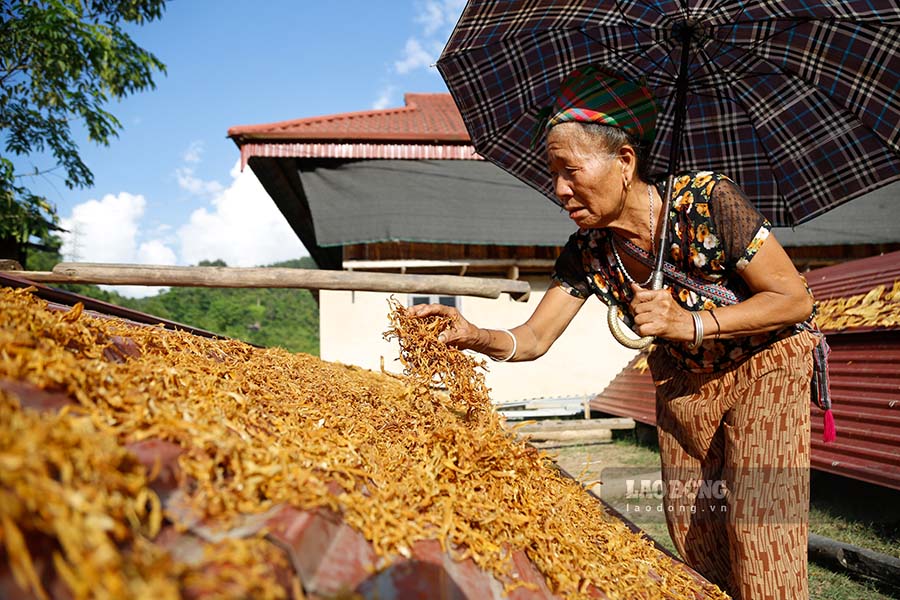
(814, 280, 900, 331)
(0, 287, 726, 599)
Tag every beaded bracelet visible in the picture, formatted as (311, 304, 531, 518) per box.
(491, 329, 517, 362)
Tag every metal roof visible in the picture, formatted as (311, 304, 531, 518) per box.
(296, 159, 573, 248)
(804, 249, 900, 302)
(229, 94, 469, 143)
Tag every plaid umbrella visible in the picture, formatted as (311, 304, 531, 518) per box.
(436, 0, 900, 228)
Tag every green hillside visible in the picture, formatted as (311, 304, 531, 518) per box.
(24, 254, 320, 355)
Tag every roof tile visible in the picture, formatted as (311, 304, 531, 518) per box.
(229, 93, 470, 143)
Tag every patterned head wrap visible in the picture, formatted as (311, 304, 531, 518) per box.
(537, 65, 658, 146)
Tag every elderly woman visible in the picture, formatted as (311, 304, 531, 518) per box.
(409, 66, 829, 599)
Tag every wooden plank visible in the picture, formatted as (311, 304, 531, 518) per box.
(514, 418, 635, 433)
(496, 398, 589, 410)
(498, 408, 585, 420)
(3, 263, 531, 301)
(516, 429, 613, 442)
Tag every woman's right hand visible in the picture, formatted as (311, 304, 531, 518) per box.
(405, 303, 485, 350)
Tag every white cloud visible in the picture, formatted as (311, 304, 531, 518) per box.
(384, 1, 465, 86)
(176, 166, 225, 196)
(372, 85, 397, 109)
(176, 140, 225, 197)
(57, 160, 309, 299)
(395, 38, 434, 75)
(415, 0, 467, 37)
(183, 140, 204, 164)
(65, 165, 308, 272)
(138, 239, 177, 265)
(59, 192, 177, 298)
(177, 161, 307, 268)
(60, 192, 146, 264)
(416, 1, 445, 36)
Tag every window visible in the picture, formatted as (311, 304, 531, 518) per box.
(409, 295, 459, 309)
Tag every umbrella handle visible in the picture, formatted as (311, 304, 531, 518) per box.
(607, 303, 654, 349)
(606, 174, 676, 350)
(607, 268, 665, 349)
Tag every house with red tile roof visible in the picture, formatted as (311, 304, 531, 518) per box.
(228, 93, 900, 404)
(228, 94, 637, 403)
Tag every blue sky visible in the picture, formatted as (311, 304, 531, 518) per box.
(20, 0, 465, 295)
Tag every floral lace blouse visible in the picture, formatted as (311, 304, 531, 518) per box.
(552, 171, 805, 373)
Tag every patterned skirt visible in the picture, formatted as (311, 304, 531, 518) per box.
(648, 331, 817, 600)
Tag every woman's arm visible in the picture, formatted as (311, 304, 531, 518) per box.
(406, 284, 586, 361)
(704, 233, 813, 339)
(630, 234, 813, 342)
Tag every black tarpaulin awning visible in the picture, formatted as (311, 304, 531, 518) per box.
(246, 155, 899, 270)
(298, 159, 573, 247)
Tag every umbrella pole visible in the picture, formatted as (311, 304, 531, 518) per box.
(610, 25, 693, 349)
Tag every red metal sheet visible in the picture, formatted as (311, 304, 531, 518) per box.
(240, 142, 480, 164)
(810, 331, 900, 490)
(805, 250, 900, 301)
(590, 354, 656, 425)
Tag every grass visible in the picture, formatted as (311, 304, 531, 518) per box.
(548, 423, 900, 600)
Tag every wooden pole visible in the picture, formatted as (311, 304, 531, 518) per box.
(3, 262, 531, 302)
(512, 417, 636, 433)
(516, 429, 613, 443)
(808, 533, 900, 586)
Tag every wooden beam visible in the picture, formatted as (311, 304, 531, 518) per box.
(512, 418, 636, 434)
(515, 429, 613, 443)
(4, 262, 531, 302)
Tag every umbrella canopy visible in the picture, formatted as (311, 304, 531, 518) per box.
(437, 0, 900, 227)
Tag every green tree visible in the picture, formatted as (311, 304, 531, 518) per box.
(0, 0, 167, 263)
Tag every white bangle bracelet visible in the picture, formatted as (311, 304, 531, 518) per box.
(688, 312, 704, 350)
(491, 329, 517, 362)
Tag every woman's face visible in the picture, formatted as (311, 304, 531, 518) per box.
(547, 123, 626, 229)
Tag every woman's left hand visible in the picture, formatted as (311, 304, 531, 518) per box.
(629, 283, 694, 343)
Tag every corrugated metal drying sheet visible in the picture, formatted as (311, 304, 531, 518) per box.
(590, 355, 657, 426)
(0, 272, 222, 339)
(811, 331, 900, 490)
(804, 250, 900, 301)
(0, 289, 725, 598)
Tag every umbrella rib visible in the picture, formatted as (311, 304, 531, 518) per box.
(581, 28, 677, 86)
(695, 0, 757, 78)
(709, 18, 811, 77)
(608, 0, 679, 83)
(691, 42, 789, 220)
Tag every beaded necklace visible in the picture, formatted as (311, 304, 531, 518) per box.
(610, 183, 655, 286)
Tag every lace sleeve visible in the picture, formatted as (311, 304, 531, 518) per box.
(709, 177, 771, 270)
(551, 234, 590, 299)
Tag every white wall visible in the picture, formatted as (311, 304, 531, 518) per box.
(319, 277, 637, 403)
